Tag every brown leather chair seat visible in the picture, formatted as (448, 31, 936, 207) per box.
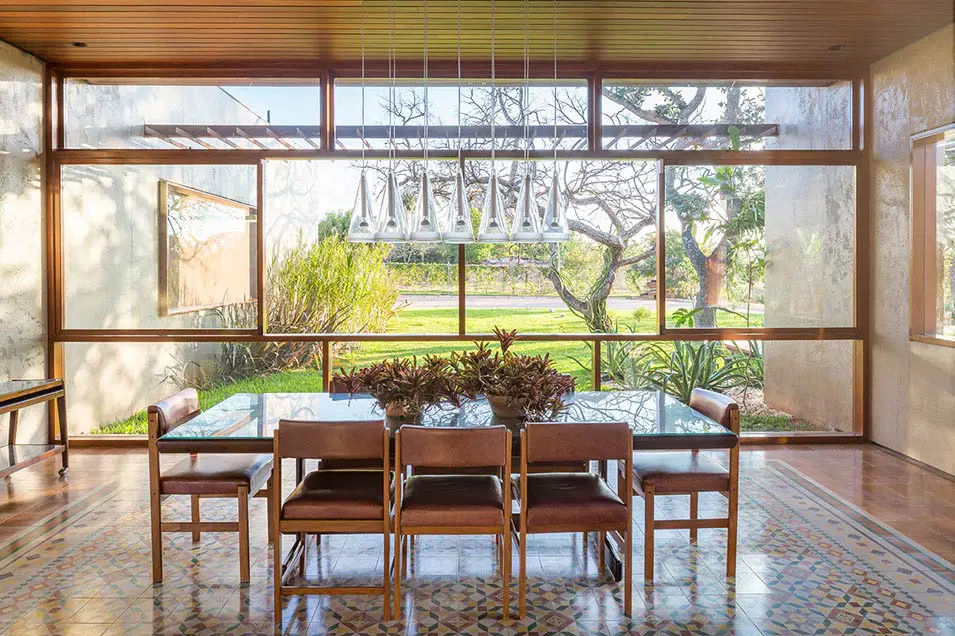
(514, 473, 628, 527)
(161, 454, 272, 496)
(400, 475, 504, 527)
(282, 470, 386, 520)
(632, 451, 729, 494)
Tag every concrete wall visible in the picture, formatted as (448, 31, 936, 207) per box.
(61, 84, 263, 433)
(0, 42, 46, 444)
(870, 24, 955, 474)
(761, 83, 856, 431)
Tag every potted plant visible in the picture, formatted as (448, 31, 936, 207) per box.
(449, 328, 575, 420)
(333, 355, 458, 418)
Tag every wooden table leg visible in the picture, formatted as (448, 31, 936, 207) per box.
(8, 410, 18, 446)
(56, 394, 69, 476)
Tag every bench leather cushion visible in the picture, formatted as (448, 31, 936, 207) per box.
(400, 475, 504, 527)
(632, 451, 729, 494)
(282, 470, 386, 520)
(515, 473, 627, 528)
(161, 454, 272, 495)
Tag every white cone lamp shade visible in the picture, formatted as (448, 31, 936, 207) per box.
(376, 170, 408, 241)
(541, 168, 570, 242)
(347, 169, 378, 242)
(409, 170, 442, 241)
(442, 167, 474, 243)
(477, 172, 510, 242)
(510, 168, 543, 242)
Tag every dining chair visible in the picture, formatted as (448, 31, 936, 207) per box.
(632, 387, 740, 580)
(394, 425, 512, 618)
(147, 388, 274, 584)
(272, 418, 392, 624)
(514, 421, 633, 618)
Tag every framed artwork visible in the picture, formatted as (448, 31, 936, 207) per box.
(158, 180, 257, 316)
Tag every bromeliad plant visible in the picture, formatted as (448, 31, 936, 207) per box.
(334, 355, 459, 418)
(449, 328, 575, 420)
(335, 329, 574, 421)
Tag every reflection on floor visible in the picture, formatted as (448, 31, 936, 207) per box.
(0, 445, 952, 635)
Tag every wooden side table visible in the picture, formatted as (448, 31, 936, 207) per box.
(0, 379, 69, 477)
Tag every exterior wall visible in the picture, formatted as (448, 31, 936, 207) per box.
(61, 85, 262, 434)
(870, 24, 955, 474)
(761, 83, 856, 431)
(0, 42, 46, 444)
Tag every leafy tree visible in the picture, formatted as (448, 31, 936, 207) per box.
(366, 84, 655, 333)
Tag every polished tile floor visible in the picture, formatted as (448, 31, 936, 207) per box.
(0, 445, 953, 635)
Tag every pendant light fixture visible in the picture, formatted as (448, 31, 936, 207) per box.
(510, 0, 543, 242)
(542, 0, 570, 242)
(376, 0, 408, 242)
(347, 0, 378, 242)
(442, 0, 474, 243)
(410, 0, 441, 241)
(477, 0, 509, 243)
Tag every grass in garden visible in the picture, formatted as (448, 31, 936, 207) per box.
(92, 305, 766, 435)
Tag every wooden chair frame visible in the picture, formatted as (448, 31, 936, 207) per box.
(147, 408, 273, 584)
(515, 428, 633, 618)
(633, 406, 740, 580)
(393, 427, 513, 619)
(271, 425, 392, 625)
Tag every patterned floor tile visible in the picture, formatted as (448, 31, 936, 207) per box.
(1, 458, 954, 635)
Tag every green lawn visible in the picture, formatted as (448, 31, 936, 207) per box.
(92, 305, 768, 435)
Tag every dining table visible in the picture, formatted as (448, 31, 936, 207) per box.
(158, 390, 738, 580)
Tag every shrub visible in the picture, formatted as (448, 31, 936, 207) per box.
(193, 235, 399, 386)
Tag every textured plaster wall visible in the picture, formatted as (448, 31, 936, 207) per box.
(761, 84, 856, 431)
(61, 84, 262, 433)
(870, 24, 955, 474)
(0, 42, 46, 444)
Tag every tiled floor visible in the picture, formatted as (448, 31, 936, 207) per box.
(0, 445, 953, 635)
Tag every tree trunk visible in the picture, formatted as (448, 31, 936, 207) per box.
(544, 245, 617, 333)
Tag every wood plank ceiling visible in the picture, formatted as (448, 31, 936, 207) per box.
(0, 0, 951, 72)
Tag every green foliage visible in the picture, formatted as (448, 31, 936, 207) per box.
(202, 235, 399, 386)
(628, 230, 699, 300)
(315, 211, 351, 239)
(335, 355, 459, 417)
(631, 341, 751, 404)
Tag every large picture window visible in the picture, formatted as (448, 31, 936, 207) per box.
(911, 125, 955, 343)
(53, 72, 863, 438)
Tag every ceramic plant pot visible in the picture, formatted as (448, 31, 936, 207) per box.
(486, 394, 523, 419)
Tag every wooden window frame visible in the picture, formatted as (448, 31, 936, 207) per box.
(910, 124, 955, 349)
(43, 64, 870, 441)
(157, 179, 258, 317)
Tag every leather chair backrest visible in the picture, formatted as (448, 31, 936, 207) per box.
(399, 425, 508, 468)
(148, 388, 200, 438)
(276, 419, 385, 460)
(689, 388, 740, 434)
(525, 421, 630, 463)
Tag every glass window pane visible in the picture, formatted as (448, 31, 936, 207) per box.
(463, 159, 658, 334)
(62, 164, 258, 330)
(65, 79, 321, 149)
(663, 164, 855, 328)
(936, 134, 955, 337)
(334, 79, 588, 150)
(67, 341, 321, 435)
(264, 159, 457, 335)
(601, 339, 856, 433)
(601, 80, 852, 151)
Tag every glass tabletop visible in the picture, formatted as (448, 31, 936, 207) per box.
(0, 379, 62, 402)
(161, 391, 735, 444)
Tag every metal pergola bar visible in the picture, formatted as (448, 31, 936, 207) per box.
(142, 123, 780, 143)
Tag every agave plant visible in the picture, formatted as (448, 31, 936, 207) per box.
(632, 340, 749, 405)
